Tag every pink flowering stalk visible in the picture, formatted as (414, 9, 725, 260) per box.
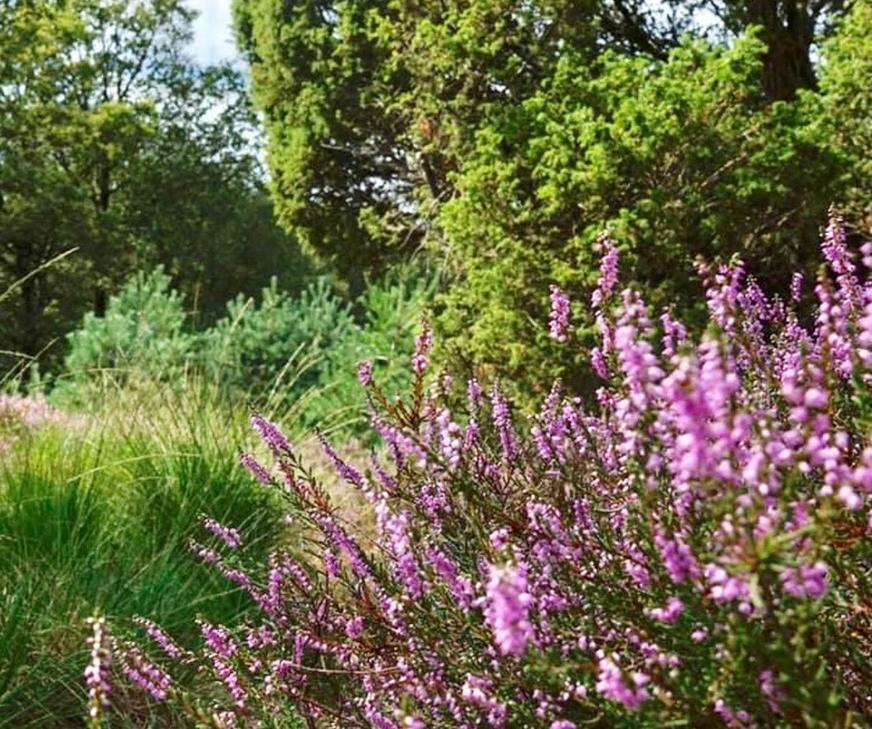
(84, 617, 112, 728)
(549, 285, 571, 342)
(119, 215, 872, 727)
(483, 562, 535, 657)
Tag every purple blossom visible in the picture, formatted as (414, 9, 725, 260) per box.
(214, 656, 247, 708)
(84, 617, 112, 722)
(200, 622, 238, 658)
(790, 272, 804, 302)
(412, 324, 433, 374)
(705, 564, 751, 605)
(781, 562, 828, 599)
(593, 235, 620, 308)
(461, 674, 507, 726)
(239, 452, 271, 484)
(120, 646, 171, 702)
(134, 617, 183, 660)
(319, 433, 366, 489)
(201, 516, 242, 549)
(548, 285, 571, 342)
(358, 360, 374, 387)
(425, 544, 474, 610)
(595, 654, 650, 709)
(377, 501, 425, 599)
(759, 669, 785, 713)
(645, 596, 684, 624)
(467, 378, 483, 408)
(484, 563, 534, 657)
(490, 385, 519, 461)
(317, 513, 372, 579)
(250, 414, 293, 457)
(655, 531, 700, 584)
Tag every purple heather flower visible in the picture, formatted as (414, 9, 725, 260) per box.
(781, 562, 828, 599)
(134, 617, 183, 660)
(654, 531, 700, 584)
(705, 564, 752, 606)
(590, 346, 608, 379)
(425, 545, 474, 610)
(239, 452, 271, 485)
(790, 272, 804, 302)
(84, 617, 112, 722)
(200, 622, 238, 658)
(317, 513, 372, 579)
(759, 669, 786, 713)
(593, 235, 620, 308)
(412, 324, 433, 374)
(490, 385, 519, 461)
(467, 378, 483, 408)
(376, 501, 425, 598)
(549, 285, 571, 342)
(484, 562, 535, 657)
(201, 516, 242, 549)
(319, 433, 366, 489)
(345, 616, 365, 639)
(190, 540, 220, 565)
(250, 414, 293, 457)
(646, 596, 684, 624)
(595, 654, 650, 710)
(214, 656, 247, 708)
(120, 646, 171, 702)
(461, 674, 507, 726)
(358, 360, 374, 387)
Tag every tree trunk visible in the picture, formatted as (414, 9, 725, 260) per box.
(747, 0, 818, 101)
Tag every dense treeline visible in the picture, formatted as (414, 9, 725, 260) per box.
(0, 0, 315, 371)
(235, 0, 870, 395)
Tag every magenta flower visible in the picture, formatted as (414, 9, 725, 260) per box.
(548, 285, 571, 342)
(595, 655, 650, 710)
(84, 617, 112, 724)
(781, 562, 828, 599)
(411, 323, 433, 374)
(250, 414, 293, 456)
(358, 360, 374, 387)
(484, 562, 534, 657)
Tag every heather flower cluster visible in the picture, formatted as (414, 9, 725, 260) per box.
(84, 617, 111, 729)
(0, 394, 69, 450)
(112, 217, 872, 727)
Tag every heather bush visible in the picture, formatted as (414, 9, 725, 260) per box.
(106, 217, 871, 727)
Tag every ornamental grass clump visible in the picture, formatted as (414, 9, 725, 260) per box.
(114, 217, 870, 727)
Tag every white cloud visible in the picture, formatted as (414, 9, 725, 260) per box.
(188, 0, 238, 64)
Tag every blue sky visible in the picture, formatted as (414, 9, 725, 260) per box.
(188, 0, 238, 64)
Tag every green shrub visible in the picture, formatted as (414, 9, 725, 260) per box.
(301, 264, 441, 436)
(54, 265, 440, 435)
(435, 32, 853, 401)
(202, 277, 355, 410)
(56, 268, 194, 406)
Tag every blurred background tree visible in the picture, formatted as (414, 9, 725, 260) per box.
(0, 0, 314, 371)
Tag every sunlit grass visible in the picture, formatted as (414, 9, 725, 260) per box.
(0, 382, 286, 727)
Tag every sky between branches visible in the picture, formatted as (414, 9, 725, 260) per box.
(189, 0, 237, 64)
